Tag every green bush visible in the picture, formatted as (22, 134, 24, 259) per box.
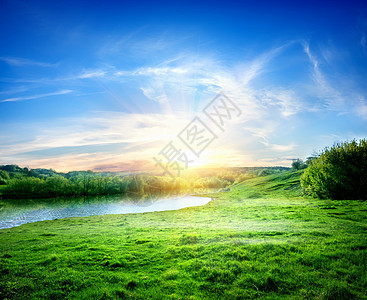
(301, 139, 367, 199)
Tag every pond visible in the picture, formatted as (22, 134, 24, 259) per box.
(0, 194, 212, 229)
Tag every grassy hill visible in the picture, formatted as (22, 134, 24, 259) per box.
(1, 170, 366, 299)
(226, 169, 304, 198)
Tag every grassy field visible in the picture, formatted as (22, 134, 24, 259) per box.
(1, 170, 366, 299)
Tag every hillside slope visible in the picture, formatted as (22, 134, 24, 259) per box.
(228, 169, 304, 199)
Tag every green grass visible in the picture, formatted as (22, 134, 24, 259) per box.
(1, 170, 366, 299)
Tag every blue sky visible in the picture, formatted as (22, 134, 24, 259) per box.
(1, 0, 367, 172)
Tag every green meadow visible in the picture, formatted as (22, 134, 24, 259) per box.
(1, 170, 366, 299)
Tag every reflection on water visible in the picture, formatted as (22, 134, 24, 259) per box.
(0, 193, 213, 229)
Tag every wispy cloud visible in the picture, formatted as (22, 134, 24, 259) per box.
(112, 44, 299, 118)
(303, 42, 347, 110)
(0, 86, 30, 95)
(1, 40, 366, 171)
(361, 34, 367, 53)
(0, 89, 72, 103)
(0, 111, 187, 155)
(140, 86, 168, 104)
(77, 70, 106, 79)
(98, 30, 193, 58)
(268, 143, 296, 152)
(259, 88, 303, 117)
(302, 41, 367, 121)
(0, 56, 58, 67)
(357, 96, 367, 119)
(0, 111, 190, 171)
(238, 42, 294, 85)
(358, 15, 367, 55)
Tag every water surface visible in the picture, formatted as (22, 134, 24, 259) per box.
(0, 194, 212, 229)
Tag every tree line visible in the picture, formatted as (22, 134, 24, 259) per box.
(4, 137, 364, 201)
(0, 165, 287, 199)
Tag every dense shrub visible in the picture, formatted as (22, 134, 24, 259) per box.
(300, 139, 367, 199)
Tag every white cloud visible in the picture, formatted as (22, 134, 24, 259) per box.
(78, 70, 106, 79)
(0, 111, 188, 155)
(302, 41, 367, 121)
(269, 143, 296, 152)
(303, 42, 347, 111)
(0, 89, 72, 103)
(237, 43, 292, 85)
(140, 86, 168, 104)
(111, 45, 300, 121)
(243, 125, 274, 144)
(356, 96, 367, 119)
(0, 56, 58, 67)
(260, 88, 303, 117)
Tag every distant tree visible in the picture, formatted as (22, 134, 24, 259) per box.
(0, 165, 21, 173)
(2, 177, 45, 198)
(0, 170, 10, 185)
(218, 171, 237, 183)
(257, 168, 279, 176)
(72, 171, 94, 195)
(234, 173, 255, 183)
(0, 165, 28, 178)
(291, 159, 307, 170)
(2, 165, 283, 199)
(301, 139, 367, 199)
(44, 175, 71, 197)
(127, 175, 145, 195)
(172, 177, 190, 190)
